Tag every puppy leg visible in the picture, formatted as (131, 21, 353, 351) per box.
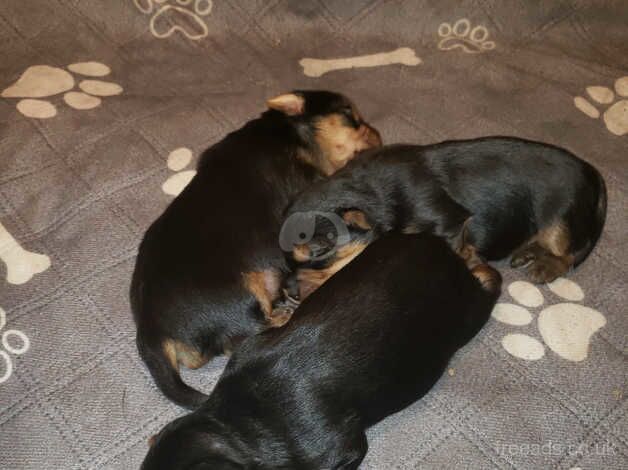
(330, 428, 368, 470)
(243, 269, 295, 328)
(269, 287, 301, 328)
(470, 264, 502, 294)
(511, 222, 574, 283)
(454, 220, 502, 293)
(175, 341, 210, 370)
(459, 242, 501, 293)
(454, 218, 484, 268)
(163, 339, 210, 370)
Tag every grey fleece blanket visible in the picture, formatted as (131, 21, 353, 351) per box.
(0, 1, 626, 468)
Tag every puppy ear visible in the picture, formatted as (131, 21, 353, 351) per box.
(342, 210, 371, 231)
(267, 93, 305, 116)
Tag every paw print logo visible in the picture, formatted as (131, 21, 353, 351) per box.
(437, 18, 496, 54)
(133, 0, 213, 41)
(162, 147, 197, 196)
(492, 278, 606, 361)
(0, 307, 30, 384)
(1, 62, 122, 119)
(574, 76, 628, 136)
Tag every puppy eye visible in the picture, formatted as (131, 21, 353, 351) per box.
(340, 107, 359, 127)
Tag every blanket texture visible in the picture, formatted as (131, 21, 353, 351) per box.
(0, 1, 626, 468)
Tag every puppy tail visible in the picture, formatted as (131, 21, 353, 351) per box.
(574, 169, 607, 266)
(136, 327, 209, 410)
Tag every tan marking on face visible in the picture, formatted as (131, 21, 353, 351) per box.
(243, 269, 282, 319)
(292, 244, 312, 262)
(342, 210, 371, 230)
(296, 241, 368, 299)
(314, 114, 382, 175)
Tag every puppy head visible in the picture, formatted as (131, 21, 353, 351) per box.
(141, 414, 246, 470)
(266, 90, 382, 175)
(279, 209, 373, 299)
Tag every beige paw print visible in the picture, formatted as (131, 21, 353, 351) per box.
(162, 147, 197, 196)
(1, 62, 122, 119)
(134, 0, 213, 41)
(437, 18, 496, 54)
(493, 278, 606, 362)
(0, 307, 30, 384)
(574, 76, 628, 136)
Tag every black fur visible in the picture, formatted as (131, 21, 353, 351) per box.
(130, 91, 381, 409)
(141, 233, 501, 470)
(286, 137, 607, 282)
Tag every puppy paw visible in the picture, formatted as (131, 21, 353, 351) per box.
(268, 306, 295, 328)
(471, 264, 502, 294)
(525, 257, 568, 284)
(510, 247, 536, 268)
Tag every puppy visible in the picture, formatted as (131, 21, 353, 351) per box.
(282, 137, 606, 293)
(141, 233, 502, 470)
(130, 91, 381, 409)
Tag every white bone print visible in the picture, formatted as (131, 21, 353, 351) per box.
(299, 47, 421, 78)
(0, 221, 51, 285)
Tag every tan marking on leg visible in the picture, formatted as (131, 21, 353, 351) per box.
(162, 338, 179, 370)
(243, 269, 283, 325)
(510, 241, 573, 283)
(470, 264, 502, 293)
(459, 243, 484, 271)
(537, 222, 570, 257)
(175, 341, 209, 370)
(162, 338, 209, 370)
(266, 307, 294, 328)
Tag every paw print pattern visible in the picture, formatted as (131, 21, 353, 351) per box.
(162, 147, 197, 196)
(1, 62, 122, 119)
(437, 18, 496, 54)
(0, 307, 30, 384)
(574, 76, 628, 136)
(133, 0, 213, 41)
(492, 278, 606, 362)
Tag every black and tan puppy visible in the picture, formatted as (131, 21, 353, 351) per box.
(131, 91, 381, 409)
(141, 233, 501, 470)
(282, 137, 606, 294)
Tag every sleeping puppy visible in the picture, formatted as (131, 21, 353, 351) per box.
(282, 137, 606, 295)
(130, 90, 381, 409)
(141, 233, 502, 470)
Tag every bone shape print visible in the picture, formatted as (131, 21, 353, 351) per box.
(0, 222, 50, 285)
(300, 47, 421, 77)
